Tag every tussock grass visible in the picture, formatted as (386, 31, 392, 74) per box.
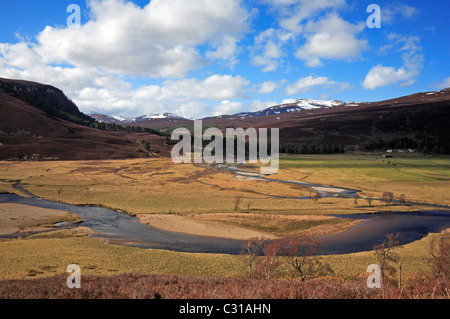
(191, 213, 356, 237)
(1, 156, 438, 220)
(0, 159, 314, 215)
(0, 230, 244, 280)
(0, 229, 444, 281)
(1, 154, 448, 285)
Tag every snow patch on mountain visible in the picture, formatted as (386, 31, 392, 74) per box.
(89, 112, 193, 124)
(234, 99, 347, 117)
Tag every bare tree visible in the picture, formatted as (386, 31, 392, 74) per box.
(240, 237, 264, 279)
(382, 192, 394, 206)
(284, 237, 333, 281)
(398, 194, 406, 205)
(254, 240, 283, 280)
(373, 232, 402, 284)
(365, 194, 373, 207)
(234, 196, 242, 211)
(246, 201, 252, 214)
(429, 233, 450, 281)
(353, 193, 359, 207)
(311, 191, 322, 204)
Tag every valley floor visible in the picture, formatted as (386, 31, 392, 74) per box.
(0, 153, 449, 298)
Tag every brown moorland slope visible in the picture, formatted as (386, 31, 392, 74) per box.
(265, 89, 450, 147)
(201, 89, 450, 150)
(129, 88, 450, 152)
(1, 76, 449, 160)
(0, 79, 170, 160)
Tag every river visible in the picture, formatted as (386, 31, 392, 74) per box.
(1, 165, 449, 255)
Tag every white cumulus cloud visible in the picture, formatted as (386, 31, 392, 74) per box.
(295, 13, 367, 67)
(250, 28, 294, 72)
(363, 34, 423, 89)
(249, 100, 277, 112)
(436, 77, 450, 90)
(0, 0, 252, 118)
(258, 81, 277, 94)
(383, 4, 419, 24)
(34, 0, 249, 78)
(263, 0, 346, 34)
(213, 100, 244, 116)
(73, 74, 249, 117)
(285, 75, 351, 95)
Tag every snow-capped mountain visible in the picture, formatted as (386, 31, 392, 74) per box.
(234, 99, 346, 117)
(88, 112, 125, 125)
(90, 99, 347, 124)
(89, 112, 193, 124)
(128, 112, 193, 123)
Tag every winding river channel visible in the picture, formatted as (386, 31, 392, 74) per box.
(1, 164, 449, 255)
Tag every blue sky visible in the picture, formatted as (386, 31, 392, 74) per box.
(0, 0, 449, 118)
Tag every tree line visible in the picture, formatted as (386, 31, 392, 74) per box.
(89, 121, 166, 136)
(280, 142, 345, 154)
(363, 130, 450, 154)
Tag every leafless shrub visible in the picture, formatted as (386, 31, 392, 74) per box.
(353, 193, 359, 207)
(234, 196, 242, 211)
(283, 237, 333, 281)
(253, 240, 284, 280)
(373, 232, 402, 285)
(246, 202, 252, 214)
(429, 232, 450, 281)
(240, 237, 264, 279)
(365, 194, 373, 207)
(398, 193, 406, 205)
(382, 192, 394, 206)
(311, 192, 322, 204)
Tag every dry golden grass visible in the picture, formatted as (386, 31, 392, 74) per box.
(1, 154, 447, 238)
(0, 156, 434, 217)
(0, 203, 81, 236)
(0, 159, 313, 215)
(188, 213, 359, 238)
(0, 153, 448, 282)
(0, 230, 244, 280)
(138, 213, 276, 240)
(0, 178, 25, 197)
(324, 230, 445, 281)
(0, 228, 443, 281)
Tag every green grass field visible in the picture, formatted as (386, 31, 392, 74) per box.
(276, 153, 450, 206)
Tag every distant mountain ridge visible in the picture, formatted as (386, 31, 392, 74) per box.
(91, 99, 347, 124)
(234, 99, 346, 117)
(1, 76, 450, 160)
(89, 112, 193, 124)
